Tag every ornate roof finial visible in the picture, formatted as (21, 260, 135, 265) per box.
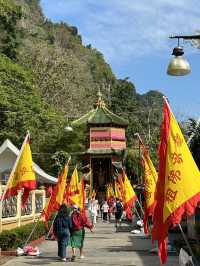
(96, 88, 105, 108)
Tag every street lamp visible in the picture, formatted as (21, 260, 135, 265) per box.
(167, 34, 200, 76)
(64, 117, 73, 132)
(64, 125, 73, 132)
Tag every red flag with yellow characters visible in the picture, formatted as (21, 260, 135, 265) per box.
(152, 97, 200, 264)
(141, 144, 158, 234)
(3, 133, 36, 206)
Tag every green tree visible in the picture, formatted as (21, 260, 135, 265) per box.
(0, 0, 22, 58)
(186, 118, 200, 169)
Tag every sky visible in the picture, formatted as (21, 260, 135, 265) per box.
(40, 0, 200, 119)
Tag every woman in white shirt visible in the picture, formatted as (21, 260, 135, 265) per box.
(90, 198, 99, 225)
(101, 200, 109, 222)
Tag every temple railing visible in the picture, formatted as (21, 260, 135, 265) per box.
(0, 185, 46, 233)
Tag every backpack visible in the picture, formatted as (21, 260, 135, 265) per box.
(116, 202, 123, 212)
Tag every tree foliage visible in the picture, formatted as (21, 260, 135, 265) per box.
(0, 0, 164, 178)
(186, 118, 200, 169)
(0, 0, 22, 58)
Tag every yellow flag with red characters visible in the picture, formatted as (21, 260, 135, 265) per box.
(123, 172, 137, 220)
(106, 183, 114, 201)
(141, 143, 158, 234)
(114, 181, 122, 200)
(123, 173, 137, 204)
(42, 162, 69, 227)
(152, 97, 200, 264)
(55, 164, 69, 206)
(70, 177, 85, 210)
(3, 133, 36, 206)
(68, 167, 79, 195)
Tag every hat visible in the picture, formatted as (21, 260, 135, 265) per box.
(73, 205, 78, 210)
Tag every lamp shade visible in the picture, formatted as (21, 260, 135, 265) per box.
(167, 55, 191, 76)
(65, 125, 73, 132)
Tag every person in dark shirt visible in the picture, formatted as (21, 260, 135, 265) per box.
(114, 198, 123, 227)
(70, 205, 93, 261)
(53, 204, 72, 261)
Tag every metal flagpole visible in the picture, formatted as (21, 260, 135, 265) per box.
(136, 199, 144, 216)
(178, 223, 196, 266)
(134, 206, 142, 221)
(46, 213, 57, 239)
(23, 215, 41, 247)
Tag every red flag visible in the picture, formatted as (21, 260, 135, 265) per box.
(152, 98, 200, 264)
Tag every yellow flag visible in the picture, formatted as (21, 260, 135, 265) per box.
(68, 167, 79, 195)
(123, 173, 137, 204)
(114, 181, 122, 200)
(142, 151, 158, 211)
(55, 164, 69, 206)
(164, 106, 200, 222)
(142, 148, 158, 234)
(106, 183, 114, 200)
(70, 178, 85, 210)
(152, 98, 200, 264)
(4, 133, 36, 205)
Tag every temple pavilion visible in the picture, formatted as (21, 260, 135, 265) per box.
(72, 91, 128, 199)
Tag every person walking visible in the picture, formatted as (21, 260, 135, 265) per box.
(114, 198, 123, 227)
(53, 204, 72, 261)
(70, 205, 93, 261)
(101, 200, 109, 222)
(89, 197, 99, 226)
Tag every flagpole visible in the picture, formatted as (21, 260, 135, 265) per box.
(46, 213, 57, 239)
(136, 199, 144, 216)
(134, 206, 142, 221)
(178, 223, 196, 266)
(163, 96, 172, 112)
(0, 131, 30, 203)
(23, 214, 41, 247)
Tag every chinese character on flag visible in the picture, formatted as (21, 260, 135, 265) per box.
(152, 97, 200, 264)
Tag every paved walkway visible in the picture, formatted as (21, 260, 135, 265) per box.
(3, 220, 179, 266)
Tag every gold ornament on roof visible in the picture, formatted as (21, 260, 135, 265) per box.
(96, 89, 105, 108)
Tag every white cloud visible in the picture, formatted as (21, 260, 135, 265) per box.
(40, 0, 200, 65)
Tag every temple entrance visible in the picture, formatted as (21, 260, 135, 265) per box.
(91, 157, 112, 200)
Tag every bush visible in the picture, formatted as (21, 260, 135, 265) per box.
(0, 221, 47, 251)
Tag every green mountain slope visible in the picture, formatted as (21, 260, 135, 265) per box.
(0, 0, 163, 176)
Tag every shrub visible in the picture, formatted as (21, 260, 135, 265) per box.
(0, 221, 47, 251)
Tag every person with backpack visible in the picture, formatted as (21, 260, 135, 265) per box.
(114, 198, 123, 228)
(53, 204, 72, 262)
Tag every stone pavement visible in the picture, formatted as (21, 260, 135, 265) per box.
(3, 220, 179, 266)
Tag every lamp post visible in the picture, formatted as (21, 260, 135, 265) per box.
(167, 34, 200, 76)
(64, 117, 73, 132)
